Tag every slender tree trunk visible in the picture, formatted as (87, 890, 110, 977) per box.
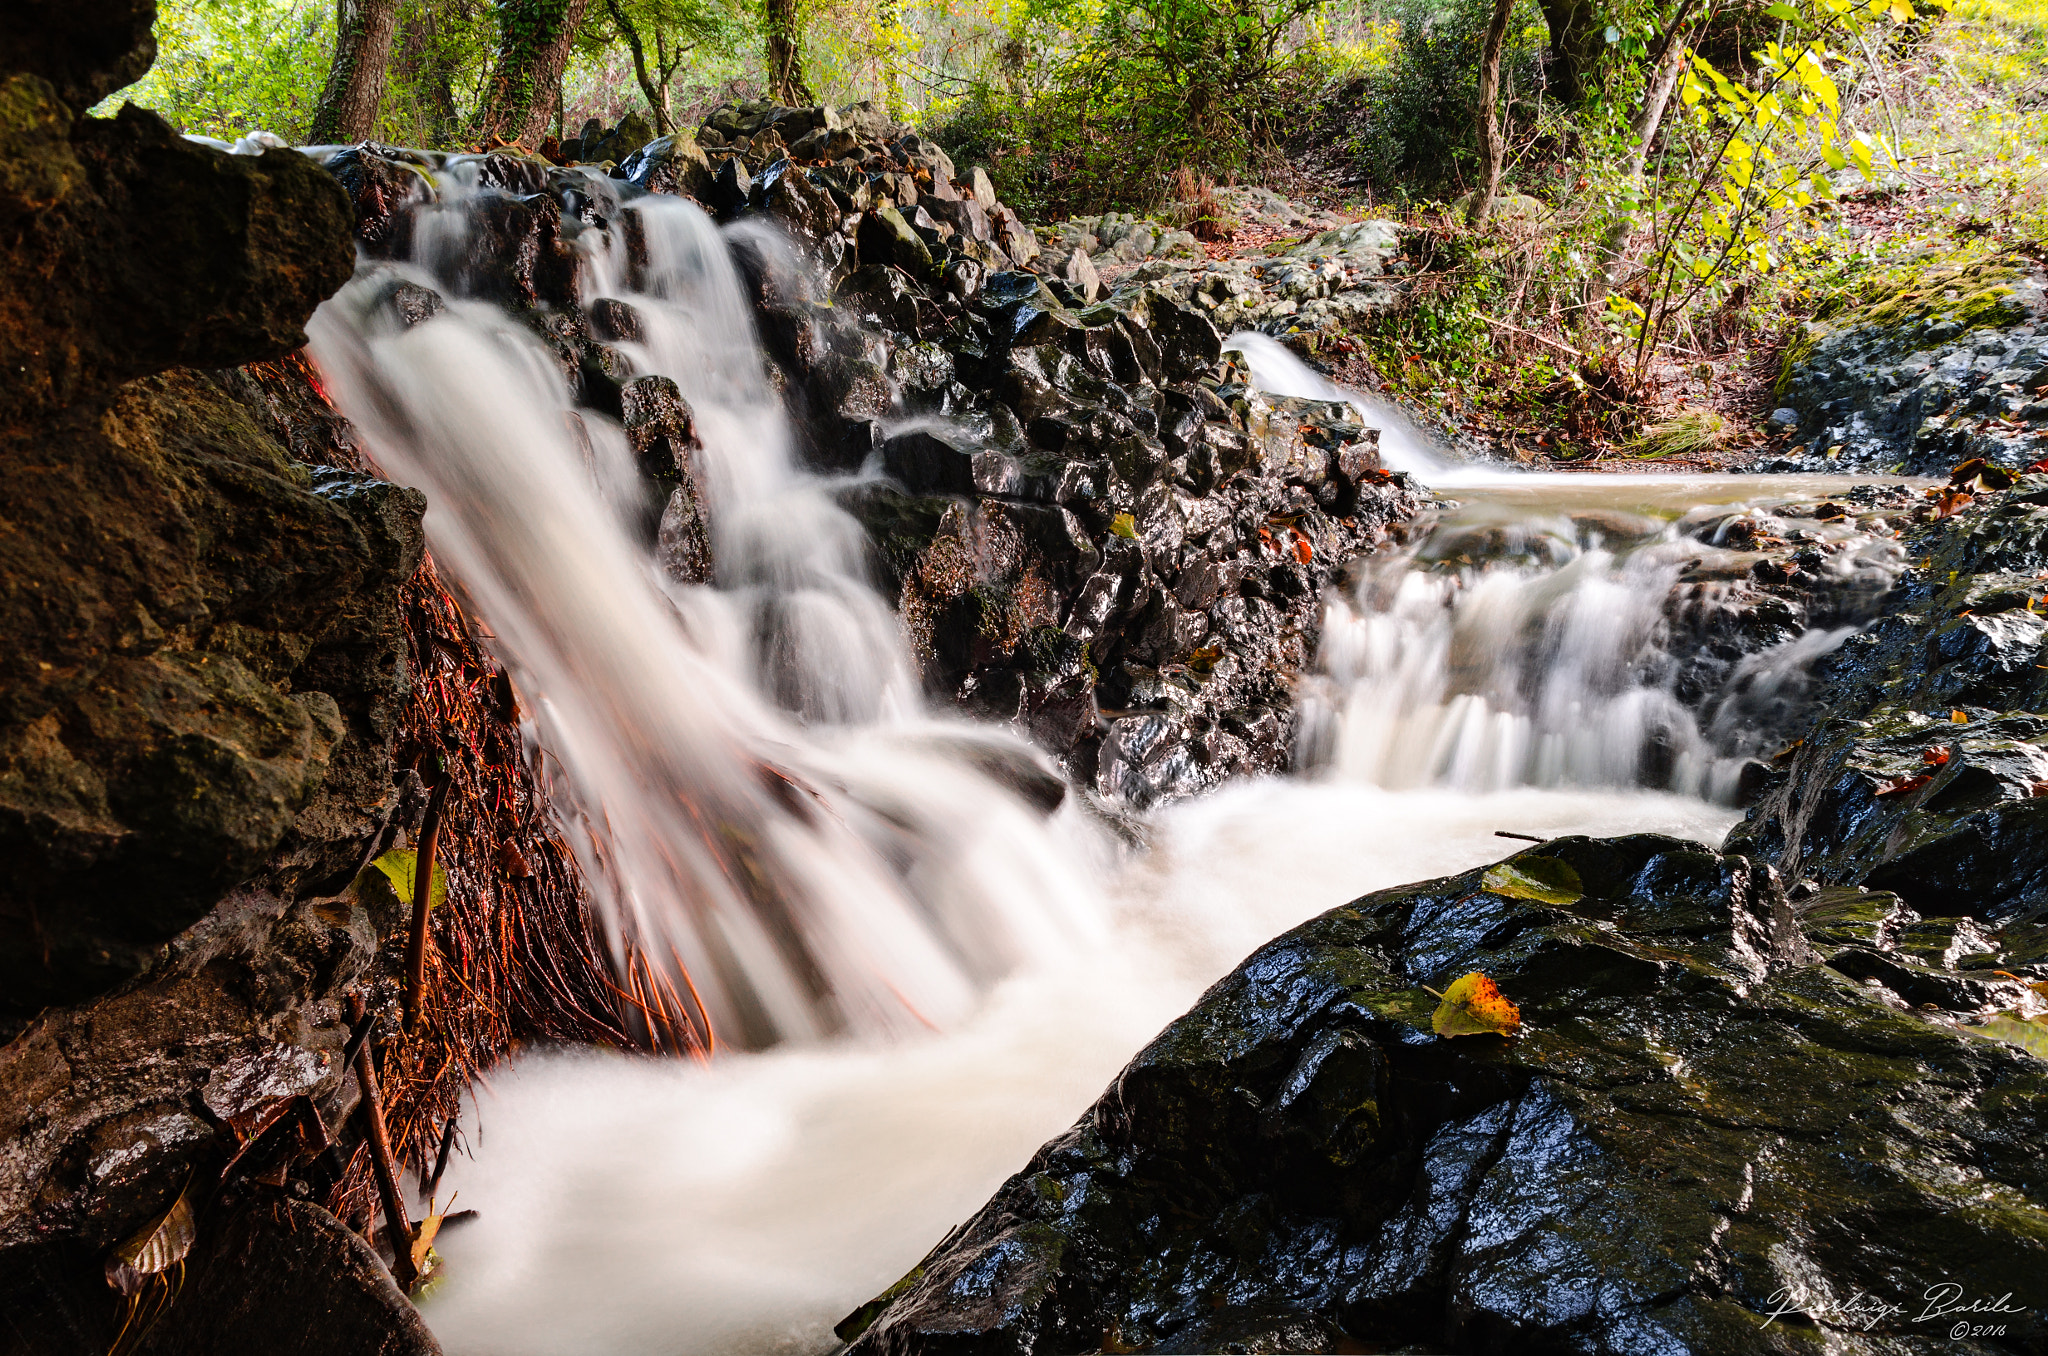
(765, 0, 812, 105)
(1466, 0, 1516, 227)
(1590, 18, 1695, 300)
(604, 0, 674, 132)
(878, 0, 905, 117)
(472, 0, 593, 147)
(309, 0, 404, 144)
(391, 0, 461, 147)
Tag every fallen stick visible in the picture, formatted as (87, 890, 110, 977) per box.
(348, 994, 418, 1292)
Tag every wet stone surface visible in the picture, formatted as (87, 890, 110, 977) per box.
(841, 835, 2048, 1356)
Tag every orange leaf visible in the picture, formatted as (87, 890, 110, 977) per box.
(1291, 533, 1313, 564)
(1922, 746, 1951, 766)
(1431, 971, 1522, 1038)
(1874, 772, 1933, 798)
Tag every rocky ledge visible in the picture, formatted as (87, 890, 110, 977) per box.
(1764, 250, 2048, 476)
(840, 831, 2047, 1355)
(317, 104, 1432, 806)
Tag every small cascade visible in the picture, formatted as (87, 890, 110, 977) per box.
(1296, 489, 1908, 800)
(309, 162, 1101, 1051)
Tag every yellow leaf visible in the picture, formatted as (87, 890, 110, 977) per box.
(1482, 856, 1584, 905)
(1889, 0, 1914, 20)
(106, 1173, 197, 1296)
(362, 848, 449, 911)
(1431, 972, 1523, 1038)
(1952, 709, 1969, 723)
(412, 1213, 446, 1275)
(1964, 1015, 2048, 1060)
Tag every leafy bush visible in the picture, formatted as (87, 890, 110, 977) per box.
(932, 0, 1331, 218)
(1342, 0, 1548, 202)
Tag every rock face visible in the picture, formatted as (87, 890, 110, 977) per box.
(311, 103, 1433, 807)
(1764, 252, 2047, 476)
(0, 10, 441, 1354)
(1734, 472, 2048, 926)
(841, 834, 2048, 1355)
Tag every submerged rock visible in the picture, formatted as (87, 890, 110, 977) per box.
(842, 835, 2048, 1355)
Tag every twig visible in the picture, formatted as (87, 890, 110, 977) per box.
(1482, 318, 1591, 361)
(1494, 830, 1547, 843)
(348, 995, 418, 1292)
(405, 761, 451, 1034)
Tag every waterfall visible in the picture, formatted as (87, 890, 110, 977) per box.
(308, 168, 1101, 1052)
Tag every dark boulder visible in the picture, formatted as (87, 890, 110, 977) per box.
(843, 836, 2048, 1356)
(0, 0, 156, 114)
(1733, 476, 2048, 923)
(1, 94, 354, 425)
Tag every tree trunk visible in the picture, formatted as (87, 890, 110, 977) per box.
(1590, 20, 1695, 299)
(765, 0, 811, 105)
(390, 0, 461, 147)
(309, 0, 404, 144)
(604, 0, 674, 133)
(472, 0, 593, 147)
(1536, 0, 1601, 103)
(1466, 0, 1516, 227)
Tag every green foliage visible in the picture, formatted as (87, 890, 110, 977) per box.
(935, 0, 1331, 217)
(103, 0, 334, 140)
(1344, 0, 1548, 200)
(1606, 0, 1924, 378)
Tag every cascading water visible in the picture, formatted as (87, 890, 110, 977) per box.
(310, 165, 1101, 1052)
(281, 148, 1920, 1354)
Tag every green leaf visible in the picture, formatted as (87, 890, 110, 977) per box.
(1481, 856, 1584, 905)
(364, 848, 449, 911)
(1764, 1, 1801, 19)
(1964, 1015, 2048, 1060)
(1109, 512, 1139, 539)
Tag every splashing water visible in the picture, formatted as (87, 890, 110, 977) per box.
(286, 153, 1922, 1352)
(1220, 333, 1908, 801)
(310, 170, 1101, 1050)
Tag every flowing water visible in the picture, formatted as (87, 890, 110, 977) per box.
(297, 157, 1912, 1351)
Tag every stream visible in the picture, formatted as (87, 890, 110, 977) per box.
(303, 172, 1913, 1354)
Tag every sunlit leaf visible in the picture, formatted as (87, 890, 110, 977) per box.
(363, 848, 449, 911)
(1431, 972, 1523, 1038)
(1964, 1014, 2048, 1060)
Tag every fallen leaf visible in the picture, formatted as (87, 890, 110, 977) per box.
(1963, 1014, 2048, 1060)
(1290, 532, 1313, 564)
(361, 848, 448, 912)
(1874, 773, 1933, 798)
(106, 1174, 197, 1296)
(1481, 856, 1584, 905)
(1922, 746, 1952, 766)
(411, 1213, 446, 1275)
(1431, 972, 1522, 1038)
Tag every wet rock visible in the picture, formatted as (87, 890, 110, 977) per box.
(843, 835, 2048, 1356)
(1766, 255, 2046, 475)
(0, 372, 424, 1015)
(859, 203, 936, 276)
(1, 95, 353, 425)
(130, 1197, 442, 1355)
(1730, 474, 2048, 923)
(615, 131, 714, 200)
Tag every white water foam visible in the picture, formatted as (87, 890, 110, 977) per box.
(420, 781, 1739, 1356)
(296, 165, 1879, 1352)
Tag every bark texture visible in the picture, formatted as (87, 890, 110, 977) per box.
(1466, 0, 1516, 226)
(308, 0, 404, 145)
(472, 0, 593, 147)
(765, 0, 812, 105)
